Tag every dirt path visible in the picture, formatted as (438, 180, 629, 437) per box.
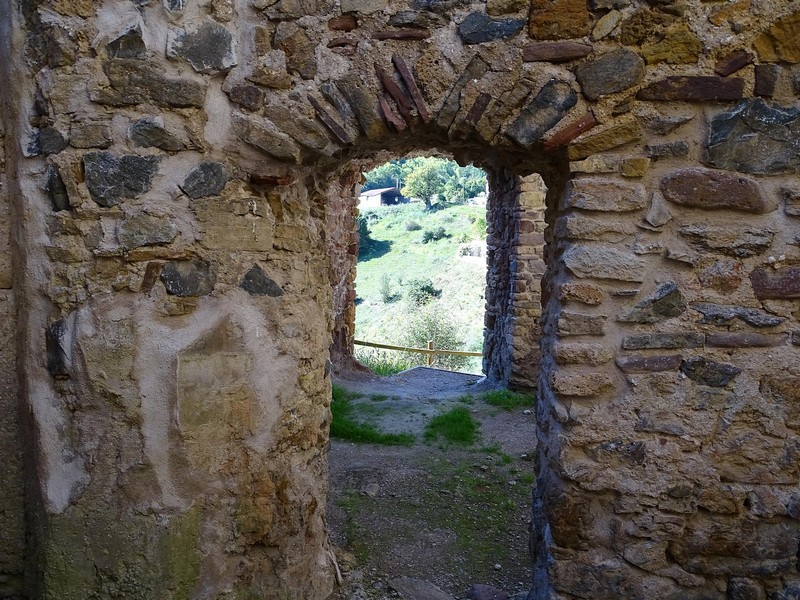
(327, 368, 538, 600)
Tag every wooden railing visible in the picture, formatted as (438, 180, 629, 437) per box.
(353, 339, 482, 367)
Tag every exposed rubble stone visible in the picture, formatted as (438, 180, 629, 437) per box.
(160, 259, 216, 296)
(91, 59, 207, 108)
(680, 356, 741, 387)
(129, 118, 185, 152)
(505, 80, 576, 148)
(554, 342, 613, 365)
(561, 179, 646, 212)
(529, 0, 590, 39)
(228, 85, 264, 112)
(559, 282, 605, 305)
(689, 303, 784, 327)
(45, 166, 70, 212)
(660, 168, 773, 214)
(754, 10, 800, 63)
(755, 64, 780, 97)
(458, 12, 525, 44)
(69, 122, 112, 149)
(167, 21, 236, 74)
(646, 141, 688, 158)
(618, 282, 686, 323)
(240, 265, 284, 297)
(557, 311, 607, 336)
(119, 211, 179, 250)
(341, 0, 387, 13)
(274, 23, 317, 79)
(567, 119, 642, 160)
(622, 332, 704, 350)
(714, 50, 753, 77)
(706, 333, 787, 348)
(522, 41, 592, 62)
(37, 127, 68, 155)
(641, 23, 702, 65)
(83, 152, 160, 207)
(563, 245, 646, 282)
(180, 162, 230, 199)
(574, 49, 644, 101)
(678, 225, 774, 258)
(552, 371, 614, 397)
(615, 354, 682, 373)
(636, 76, 745, 101)
(750, 267, 800, 300)
(106, 28, 146, 60)
(705, 100, 800, 175)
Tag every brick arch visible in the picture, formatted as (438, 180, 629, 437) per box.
(2, 1, 800, 599)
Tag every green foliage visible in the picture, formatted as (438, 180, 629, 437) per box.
(443, 164, 487, 203)
(420, 226, 447, 243)
(404, 220, 421, 231)
(330, 385, 415, 445)
(424, 406, 479, 444)
(401, 157, 448, 209)
(482, 389, 536, 411)
(401, 304, 469, 370)
(406, 278, 442, 307)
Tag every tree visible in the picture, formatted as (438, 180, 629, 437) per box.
(401, 157, 447, 209)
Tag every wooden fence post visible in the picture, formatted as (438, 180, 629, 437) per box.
(427, 340, 434, 366)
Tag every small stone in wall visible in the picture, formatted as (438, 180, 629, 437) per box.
(705, 100, 800, 175)
(661, 168, 772, 213)
(180, 162, 230, 199)
(641, 23, 702, 65)
(505, 80, 576, 147)
(228, 85, 264, 112)
(644, 192, 671, 227)
(698, 260, 745, 294)
(619, 9, 674, 46)
(647, 114, 694, 136)
(37, 127, 68, 155)
(106, 28, 146, 59)
(529, 0, 591, 39)
(240, 265, 284, 297)
(706, 332, 787, 348)
(591, 10, 621, 41)
(689, 303, 784, 328)
(45, 319, 71, 380)
(679, 225, 774, 258)
(167, 21, 237, 74)
(552, 371, 614, 397)
(458, 12, 525, 44)
(522, 41, 592, 63)
(680, 356, 740, 387)
(750, 266, 800, 300)
(646, 141, 689, 158)
(91, 60, 208, 108)
(487, 0, 527, 16)
(70, 122, 112, 149)
(557, 311, 607, 336)
(567, 118, 642, 161)
(129, 118, 185, 152)
(160, 259, 216, 297)
(341, 0, 386, 13)
(622, 332, 703, 350)
(753, 10, 800, 64)
(559, 282, 604, 305)
(83, 151, 160, 207)
(119, 210, 179, 251)
(754, 64, 780, 97)
(618, 282, 686, 323)
(783, 188, 800, 217)
(615, 354, 682, 374)
(554, 342, 612, 365)
(575, 49, 644, 101)
(636, 76, 744, 102)
(46, 166, 71, 212)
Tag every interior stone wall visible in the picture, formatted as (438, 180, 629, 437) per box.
(2, 0, 800, 598)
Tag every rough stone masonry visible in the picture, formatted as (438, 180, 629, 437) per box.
(1, 0, 799, 598)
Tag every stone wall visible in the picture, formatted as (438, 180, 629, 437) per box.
(0, 39, 26, 598)
(2, 0, 800, 598)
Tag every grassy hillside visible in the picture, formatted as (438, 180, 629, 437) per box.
(354, 201, 487, 374)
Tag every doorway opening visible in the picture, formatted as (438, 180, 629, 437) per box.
(353, 156, 489, 376)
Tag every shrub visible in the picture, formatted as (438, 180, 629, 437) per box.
(406, 278, 442, 306)
(421, 226, 447, 243)
(404, 220, 422, 231)
(379, 274, 400, 303)
(401, 304, 470, 371)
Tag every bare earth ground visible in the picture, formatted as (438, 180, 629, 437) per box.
(327, 368, 539, 600)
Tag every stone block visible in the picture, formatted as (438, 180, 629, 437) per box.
(129, 118, 185, 152)
(181, 162, 231, 199)
(750, 267, 800, 300)
(622, 332, 704, 350)
(563, 245, 646, 282)
(575, 49, 645, 100)
(636, 76, 744, 101)
(92, 59, 207, 108)
(661, 168, 772, 213)
(557, 214, 635, 243)
(591, 10, 622, 41)
(620, 9, 674, 46)
(567, 119, 642, 161)
(552, 371, 614, 397)
(240, 265, 284, 297)
(106, 27, 146, 59)
(529, 0, 590, 39)
(274, 23, 317, 80)
(46, 166, 71, 212)
(69, 122, 112, 149)
(560, 282, 604, 305)
(167, 21, 236, 74)
(705, 100, 800, 175)
(119, 211, 178, 251)
(714, 50, 753, 77)
(642, 23, 702, 64)
(242, 120, 302, 163)
(557, 312, 607, 336)
(678, 225, 774, 258)
(336, 74, 391, 141)
(341, 0, 386, 13)
(615, 354, 682, 373)
(646, 141, 689, 158)
(755, 64, 780, 97)
(706, 333, 787, 348)
(554, 342, 612, 365)
(561, 179, 646, 212)
(621, 157, 650, 178)
(83, 152, 160, 207)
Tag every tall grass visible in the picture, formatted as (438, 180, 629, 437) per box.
(482, 389, 536, 411)
(424, 406, 479, 445)
(354, 348, 415, 376)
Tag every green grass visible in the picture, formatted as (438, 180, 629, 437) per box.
(482, 389, 536, 411)
(424, 406, 479, 444)
(354, 347, 415, 376)
(331, 385, 415, 446)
